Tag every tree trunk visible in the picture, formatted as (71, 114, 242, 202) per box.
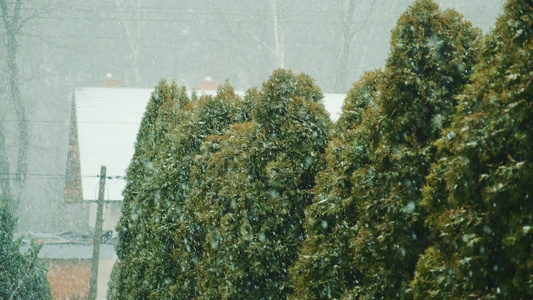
(1, 0, 29, 200)
(0, 127, 11, 201)
(270, 0, 285, 68)
(334, 0, 375, 93)
(115, 0, 142, 86)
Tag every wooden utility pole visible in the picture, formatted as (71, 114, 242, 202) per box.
(89, 166, 106, 300)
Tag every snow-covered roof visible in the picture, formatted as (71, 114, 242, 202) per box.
(74, 88, 345, 201)
(75, 87, 153, 201)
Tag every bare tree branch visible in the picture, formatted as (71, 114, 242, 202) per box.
(269, 0, 285, 68)
(334, 0, 376, 92)
(115, 0, 142, 86)
(0, 0, 38, 199)
(240, 20, 278, 56)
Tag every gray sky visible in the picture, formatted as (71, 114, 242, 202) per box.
(0, 0, 505, 233)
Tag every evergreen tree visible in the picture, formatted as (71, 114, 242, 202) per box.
(156, 83, 249, 299)
(176, 69, 330, 299)
(348, 1, 481, 298)
(412, 0, 533, 298)
(177, 121, 261, 299)
(131, 83, 192, 300)
(109, 80, 189, 299)
(289, 70, 382, 299)
(0, 197, 51, 300)
(110, 81, 248, 299)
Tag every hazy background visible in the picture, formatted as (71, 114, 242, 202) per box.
(0, 0, 505, 233)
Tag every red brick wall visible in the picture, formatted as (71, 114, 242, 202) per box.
(101, 78, 121, 87)
(47, 260, 91, 300)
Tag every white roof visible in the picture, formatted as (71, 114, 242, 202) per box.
(74, 87, 345, 201)
(75, 87, 153, 201)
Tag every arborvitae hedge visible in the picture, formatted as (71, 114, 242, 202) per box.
(110, 81, 248, 299)
(110, 80, 188, 299)
(108, 1, 533, 298)
(0, 197, 51, 300)
(290, 0, 481, 298)
(163, 83, 250, 299)
(176, 121, 262, 299)
(412, 0, 533, 298)
(289, 70, 382, 299)
(132, 83, 190, 299)
(174, 69, 331, 299)
(349, 1, 481, 298)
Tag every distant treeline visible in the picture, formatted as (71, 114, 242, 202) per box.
(107, 0, 532, 299)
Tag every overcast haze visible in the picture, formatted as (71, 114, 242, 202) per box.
(5, 1, 533, 299)
(1, 0, 504, 233)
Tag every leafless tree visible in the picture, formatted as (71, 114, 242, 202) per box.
(115, 0, 144, 86)
(334, 0, 376, 93)
(0, 0, 32, 202)
(232, 0, 286, 69)
(269, 0, 285, 68)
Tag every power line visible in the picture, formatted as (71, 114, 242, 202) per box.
(2, 3, 385, 23)
(0, 173, 125, 180)
(5, 3, 353, 16)
(1, 32, 374, 45)
(0, 120, 142, 124)
(20, 15, 386, 25)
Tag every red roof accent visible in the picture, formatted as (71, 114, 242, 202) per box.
(197, 80, 220, 91)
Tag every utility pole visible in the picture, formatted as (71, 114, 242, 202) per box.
(89, 166, 106, 300)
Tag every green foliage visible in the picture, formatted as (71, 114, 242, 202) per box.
(161, 82, 250, 299)
(132, 83, 193, 300)
(380, 0, 481, 145)
(289, 70, 382, 299)
(288, 1, 481, 298)
(115, 80, 188, 260)
(109, 79, 250, 299)
(110, 80, 188, 300)
(346, 1, 481, 298)
(253, 69, 323, 136)
(0, 197, 51, 300)
(175, 69, 331, 299)
(106, 2, 533, 298)
(335, 70, 382, 137)
(412, 1, 533, 298)
(176, 122, 262, 299)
